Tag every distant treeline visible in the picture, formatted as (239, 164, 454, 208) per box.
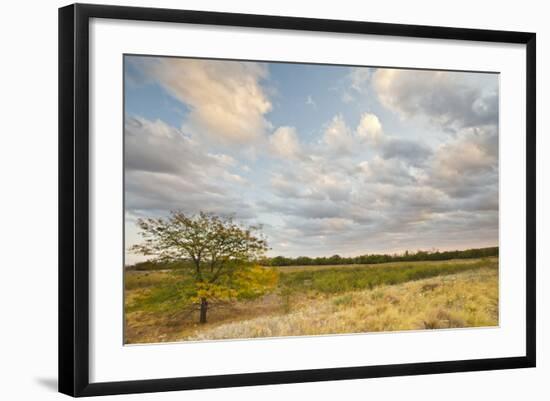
(126, 260, 190, 271)
(266, 247, 499, 267)
(126, 247, 498, 271)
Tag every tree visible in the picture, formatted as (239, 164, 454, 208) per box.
(131, 211, 277, 323)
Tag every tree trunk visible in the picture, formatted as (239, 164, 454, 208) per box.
(199, 298, 208, 324)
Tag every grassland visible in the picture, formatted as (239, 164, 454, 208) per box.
(124, 257, 498, 344)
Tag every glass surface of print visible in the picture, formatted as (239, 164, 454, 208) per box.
(124, 55, 499, 344)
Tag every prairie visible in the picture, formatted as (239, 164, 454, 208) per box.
(124, 257, 498, 344)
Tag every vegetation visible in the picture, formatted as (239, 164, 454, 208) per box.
(277, 258, 494, 294)
(190, 265, 498, 340)
(266, 247, 499, 267)
(126, 246, 499, 271)
(125, 210, 498, 343)
(130, 211, 276, 323)
(125, 257, 498, 343)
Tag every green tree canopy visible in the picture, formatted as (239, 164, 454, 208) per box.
(131, 211, 277, 323)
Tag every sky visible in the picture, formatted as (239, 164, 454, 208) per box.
(124, 55, 499, 265)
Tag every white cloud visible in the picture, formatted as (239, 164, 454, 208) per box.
(322, 114, 354, 154)
(125, 116, 199, 174)
(358, 161, 372, 176)
(208, 153, 236, 167)
(269, 126, 301, 159)
(273, 167, 351, 202)
(147, 58, 272, 144)
(341, 92, 354, 104)
(362, 155, 417, 186)
(435, 127, 496, 175)
(435, 140, 491, 176)
(223, 172, 248, 185)
(350, 67, 371, 93)
(306, 95, 316, 108)
(302, 217, 355, 235)
(356, 112, 383, 144)
(426, 126, 498, 198)
(270, 173, 309, 199)
(340, 67, 372, 104)
(372, 68, 498, 130)
(380, 138, 432, 166)
(126, 58, 499, 260)
(125, 115, 253, 219)
(313, 174, 351, 202)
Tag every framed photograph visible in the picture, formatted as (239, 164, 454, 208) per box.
(59, 3, 536, 397)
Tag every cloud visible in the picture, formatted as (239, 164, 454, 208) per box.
(209, 153, 237, 167)
(270, 173, 305, 198)
(126, 109, 498, 260)
(322, 114, 354, 154)
(372, 69, 498, 130)
(380, 138, 432, 165)
(340, 67, 372, 103)
(125, 115, 252, 220)
(269, 126, 301, 159)
(126, 170, 256, 224)
(145, 58, 272, 144)
(354, 112, 432, 167)
(269, 167, 351, 203)
(314, 174, 352, 202)
(424, 125, 498, 199)
(356, 112, 383, 144)
(259, 198, 343, 220)
(292, 217, 356, 236)
(349, 67, 371, 93)
(125, 58, 499, 261)
(259, 106, 497, 255)
(341, 92, 354, 104)
(125, 116, 201, 174)
(360, 156, 417, 186)
(432, 127, 497, 174)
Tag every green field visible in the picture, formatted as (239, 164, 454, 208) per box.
(124, 257, 498, 343)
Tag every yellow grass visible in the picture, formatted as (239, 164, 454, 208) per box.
(124, 258, 498, 343)
(188, 266, 498, 341)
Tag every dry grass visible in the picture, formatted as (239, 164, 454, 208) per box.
(188, 266, 498, 341)
(125, 257, 498, 344)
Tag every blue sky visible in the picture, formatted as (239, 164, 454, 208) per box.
(124, 55, 499, 265)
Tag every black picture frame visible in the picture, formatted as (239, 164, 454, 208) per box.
(59, 3, 536, 397)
